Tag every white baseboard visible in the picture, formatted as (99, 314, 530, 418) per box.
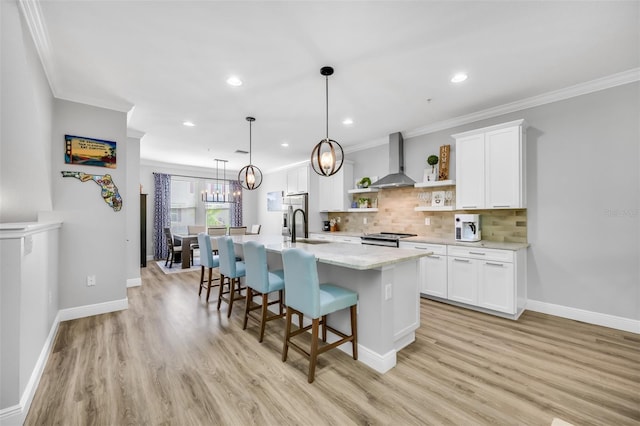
(526, 300, 640, 334)
(59, 298, 128, 322)
(127, 277, 141, 288)
(325, 329, 397, 374)
(0, 312, 61, 425)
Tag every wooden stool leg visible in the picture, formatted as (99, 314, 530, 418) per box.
(278, 290, 284, 315)
(217, 275, 226, 310)
(243, 287, 252, 330)
(298, 312, 303, 329)
(259, 293, 269, 343)
(308, 318, 320, 383)
(227, 278, 236, 318)
(321, 315, 327, 342)
(350, 305, 358, 360)
(199, 266, 204, 295)
(205, 268, 213, 301)
(282, 309, 292, 362)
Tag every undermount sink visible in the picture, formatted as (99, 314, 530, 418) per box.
(295, 239, 331, 245)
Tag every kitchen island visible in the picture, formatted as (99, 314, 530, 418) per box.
(229, 234, 430, 373)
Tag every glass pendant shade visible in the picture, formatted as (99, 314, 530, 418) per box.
(311, 66, 344, 177)
(238, 116, 263, 190)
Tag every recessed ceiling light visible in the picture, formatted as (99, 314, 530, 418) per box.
(281, 143, 289, 147)
(226, 76, 243, 86)
(183, 121, 195, 127)
(342, 118, 354, 125)
(451, 73, 468, 83)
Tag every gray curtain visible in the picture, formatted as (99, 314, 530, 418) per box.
(153, 173, 171, 260)
(230, 180, 243, 226)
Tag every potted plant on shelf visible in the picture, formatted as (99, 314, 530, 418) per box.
(358, 198, 370, 208)
(357, 177, 371, 189)
(424, 155, 439, 182)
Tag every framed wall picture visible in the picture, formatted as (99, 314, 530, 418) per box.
(65, 135, 117, 168)
(431, 190, 445, 207)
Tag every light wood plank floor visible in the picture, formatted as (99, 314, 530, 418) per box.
(26, 262, 640, 425)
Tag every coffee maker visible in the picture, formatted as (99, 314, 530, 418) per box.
(455, 214, 481, 242)
(322, 220, 331, 231)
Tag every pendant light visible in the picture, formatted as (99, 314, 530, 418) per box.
(238, 116, 263, 190)
(311, 66, 344, 177)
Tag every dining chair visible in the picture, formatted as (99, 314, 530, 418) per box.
(281, 248, 358, 383)
(241, 241, 285, 342)
(247, 224, 261, 235)
(197, 233, 220, 302)
(163, 227, 193, 268)
(229, 226, 247, 235)
(216, 236, 246, 318)
(207, 226, 227, 254)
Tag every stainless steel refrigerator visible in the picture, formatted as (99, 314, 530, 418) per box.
(281, 193, 308, 240)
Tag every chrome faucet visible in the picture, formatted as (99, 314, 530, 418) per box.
(291, 208, 308, 243)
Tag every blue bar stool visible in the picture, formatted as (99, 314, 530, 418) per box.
(281, 248, 358, 383)
(242, 241, 285, 342)
(197, 233, 220, 302)
(216, 236, 246, 318)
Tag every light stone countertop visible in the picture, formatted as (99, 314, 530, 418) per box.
(309, 230, 529, 250)
(231, 234, 430, 270)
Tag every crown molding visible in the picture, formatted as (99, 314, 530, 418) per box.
(55, 92, 134, 113)
(405, 67, 640, 139)
(127, 128, 145, 139)
(18, 0, 59, 97)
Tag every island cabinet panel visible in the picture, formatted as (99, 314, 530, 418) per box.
(453, 119, 526, 210)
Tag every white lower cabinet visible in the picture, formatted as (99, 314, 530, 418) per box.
(399, 242, 447, 298)
(447, 245, 524, 316)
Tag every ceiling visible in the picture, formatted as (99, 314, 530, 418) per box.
(29, 1, 639, 173)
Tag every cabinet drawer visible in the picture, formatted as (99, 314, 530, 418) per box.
(447, 246, 513, 262)
(399, 242, 446, 256)
(334, 236, 360, 244)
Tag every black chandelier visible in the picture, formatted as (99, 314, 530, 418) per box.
(201, 159, 240, 203)
(310, 66, 344, 177)
(238, 116, 263, 190)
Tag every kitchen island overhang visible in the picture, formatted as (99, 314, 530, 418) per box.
(229, 235, 431, 373)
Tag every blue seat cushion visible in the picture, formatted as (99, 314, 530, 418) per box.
(318, 283, 358, 317)
(266, 269, 285, 293)
(227, 261, 245, 278)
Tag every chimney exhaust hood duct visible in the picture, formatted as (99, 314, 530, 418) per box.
(370, 132, 416, 188)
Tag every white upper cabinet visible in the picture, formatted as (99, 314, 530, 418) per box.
(454, 119, 526, 210)
(286, 165, 309, 194)
(318, 162, 353, 211)
(455, 133, 485, 210)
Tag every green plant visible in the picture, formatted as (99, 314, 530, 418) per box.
(427, 155, 439, 172)
(358, 177, 372, 188)
(358, 197, 370, 207)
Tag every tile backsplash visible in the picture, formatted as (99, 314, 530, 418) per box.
(328, 186, 527, 243)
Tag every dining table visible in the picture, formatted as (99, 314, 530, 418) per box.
(173, 233, 198, 269)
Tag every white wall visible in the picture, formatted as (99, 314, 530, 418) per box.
(0, 0, 54, 222)
(125, 135, 142, 284)
(50, 99, 128, 309)
(360, 83, 639, 321)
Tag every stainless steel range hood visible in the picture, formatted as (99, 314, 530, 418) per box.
(370, 132, 416, 188)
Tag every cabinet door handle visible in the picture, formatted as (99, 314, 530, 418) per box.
(469, 251, 486, 256)
(413, 246, 428, 250)
(462, 205, 477, 209)
(427, 255, 440, 259)
(492, 205, 511, 208)
(486, 262, 504, 267)
(453, 258, 470, 263)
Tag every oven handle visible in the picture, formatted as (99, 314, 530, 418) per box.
(361, 240, 398, 248)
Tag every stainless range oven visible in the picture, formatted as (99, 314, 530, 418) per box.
(361, 232, 417, 248)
